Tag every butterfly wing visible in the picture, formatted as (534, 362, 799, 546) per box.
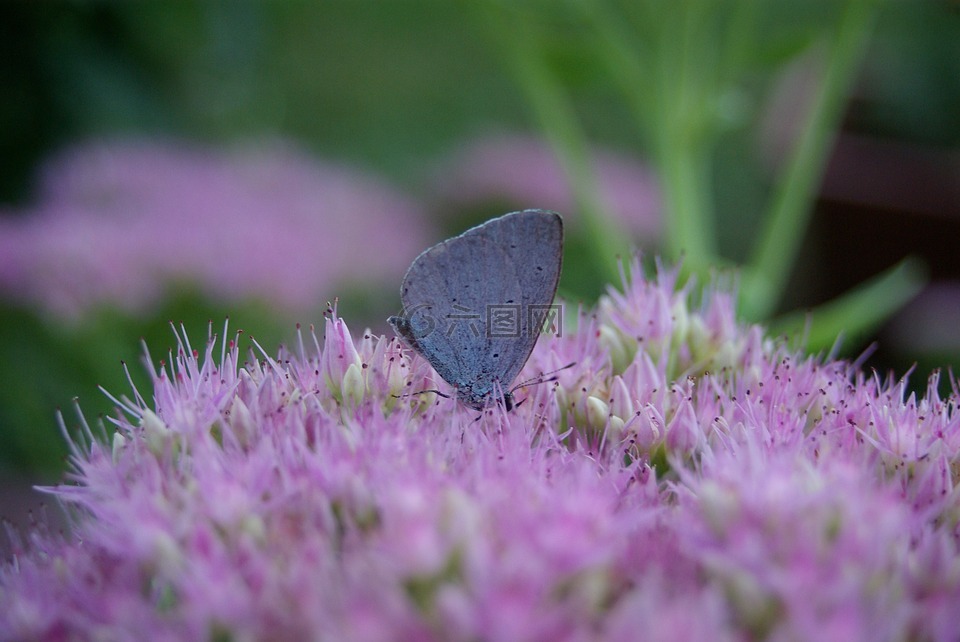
(470, 210, 563, 394)
(390, 221, 523, 393)
(391, 209, 563, 406)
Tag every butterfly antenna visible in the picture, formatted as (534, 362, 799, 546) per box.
(511, 361, 576, 392)
(508, 361, 576, 408)
(392, 388, 451, 401)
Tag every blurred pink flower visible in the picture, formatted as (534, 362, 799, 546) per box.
(2, 261, 959, 640)
(430, 134, 662, 241)
(0, 139, 432, 319)
(885, 281, 960, 355)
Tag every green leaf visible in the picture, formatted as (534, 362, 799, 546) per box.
(744, 0, 880, 320)
(768, 256, 927, 353)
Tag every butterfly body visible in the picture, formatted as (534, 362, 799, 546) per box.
(388, 209, 563, 410)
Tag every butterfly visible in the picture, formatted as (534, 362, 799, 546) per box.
(389, 209, 564, 410)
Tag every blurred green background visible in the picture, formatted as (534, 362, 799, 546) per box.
(1, 1, 959, 480)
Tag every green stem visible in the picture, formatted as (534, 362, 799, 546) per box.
(580, 1, 718, 272)
(655, 139, 716, 271)
(769, 256, 927, 353)
(744, 0, 878, 320)
(478, 5, 629, 283)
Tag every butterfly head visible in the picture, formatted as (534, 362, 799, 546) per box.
(457, 387, 515, 412)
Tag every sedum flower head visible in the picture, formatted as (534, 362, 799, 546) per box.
(0, 139, 431, 319)
(431, 134, 663, 241)
(2, 262, 960, 641)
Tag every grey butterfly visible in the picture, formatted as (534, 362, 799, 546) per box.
(388, 209, 564, 410)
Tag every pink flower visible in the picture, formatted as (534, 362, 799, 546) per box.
(0, 139, 432, 319)
(430, 134, 662, 241)
(2, 261, 959, 641)
(885, 281, 960, 355)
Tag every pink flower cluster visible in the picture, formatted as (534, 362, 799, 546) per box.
(2, 263, 959, 641)
(0, 135, 663, 325)
(431, 134, 662, 241)
(0, 139, 431, 319)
